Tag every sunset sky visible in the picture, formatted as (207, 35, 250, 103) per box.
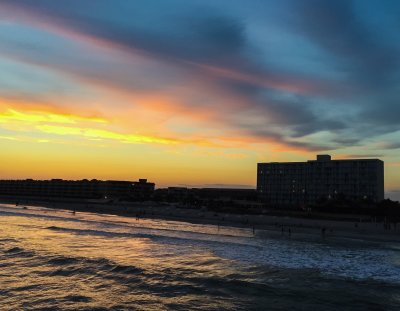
(0, 0, 399, 198)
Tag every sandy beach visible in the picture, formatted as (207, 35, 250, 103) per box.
(2, 198, 399, 243)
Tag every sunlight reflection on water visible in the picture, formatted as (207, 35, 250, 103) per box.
(1, 204, 400, 310)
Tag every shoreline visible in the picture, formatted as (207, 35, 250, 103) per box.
(1, 199, 399, 243)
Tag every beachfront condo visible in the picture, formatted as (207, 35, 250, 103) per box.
(257, 155, 384, 206)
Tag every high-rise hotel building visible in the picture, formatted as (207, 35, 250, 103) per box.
(257, 155, 384, 206)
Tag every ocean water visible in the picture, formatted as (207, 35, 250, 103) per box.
(0, 204, 399, 310)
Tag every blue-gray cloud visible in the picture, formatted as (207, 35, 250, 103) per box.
(0, 0, 400, 152)
(292, 0, 400, 89)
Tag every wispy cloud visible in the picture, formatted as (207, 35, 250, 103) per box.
(0, 109, 107, 124)
(0, 107, 177, 145)
(36, 124, 176, 145)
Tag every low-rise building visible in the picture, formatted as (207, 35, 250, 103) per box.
(132, 179, 155, 199)
(0, 178, 155, 200)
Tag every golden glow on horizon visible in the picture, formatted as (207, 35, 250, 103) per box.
(36, 124, 177, 145)
(0, 103, 290, 150)
(0, 108, 107, 124)
(0, 106, 177, 145)
(0, 82, 398, 193)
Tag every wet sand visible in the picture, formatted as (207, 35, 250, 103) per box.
(2, 199, 399, 243)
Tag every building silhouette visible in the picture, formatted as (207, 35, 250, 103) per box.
(0, 178, 155, 200)
(257, 155, 384, 206)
